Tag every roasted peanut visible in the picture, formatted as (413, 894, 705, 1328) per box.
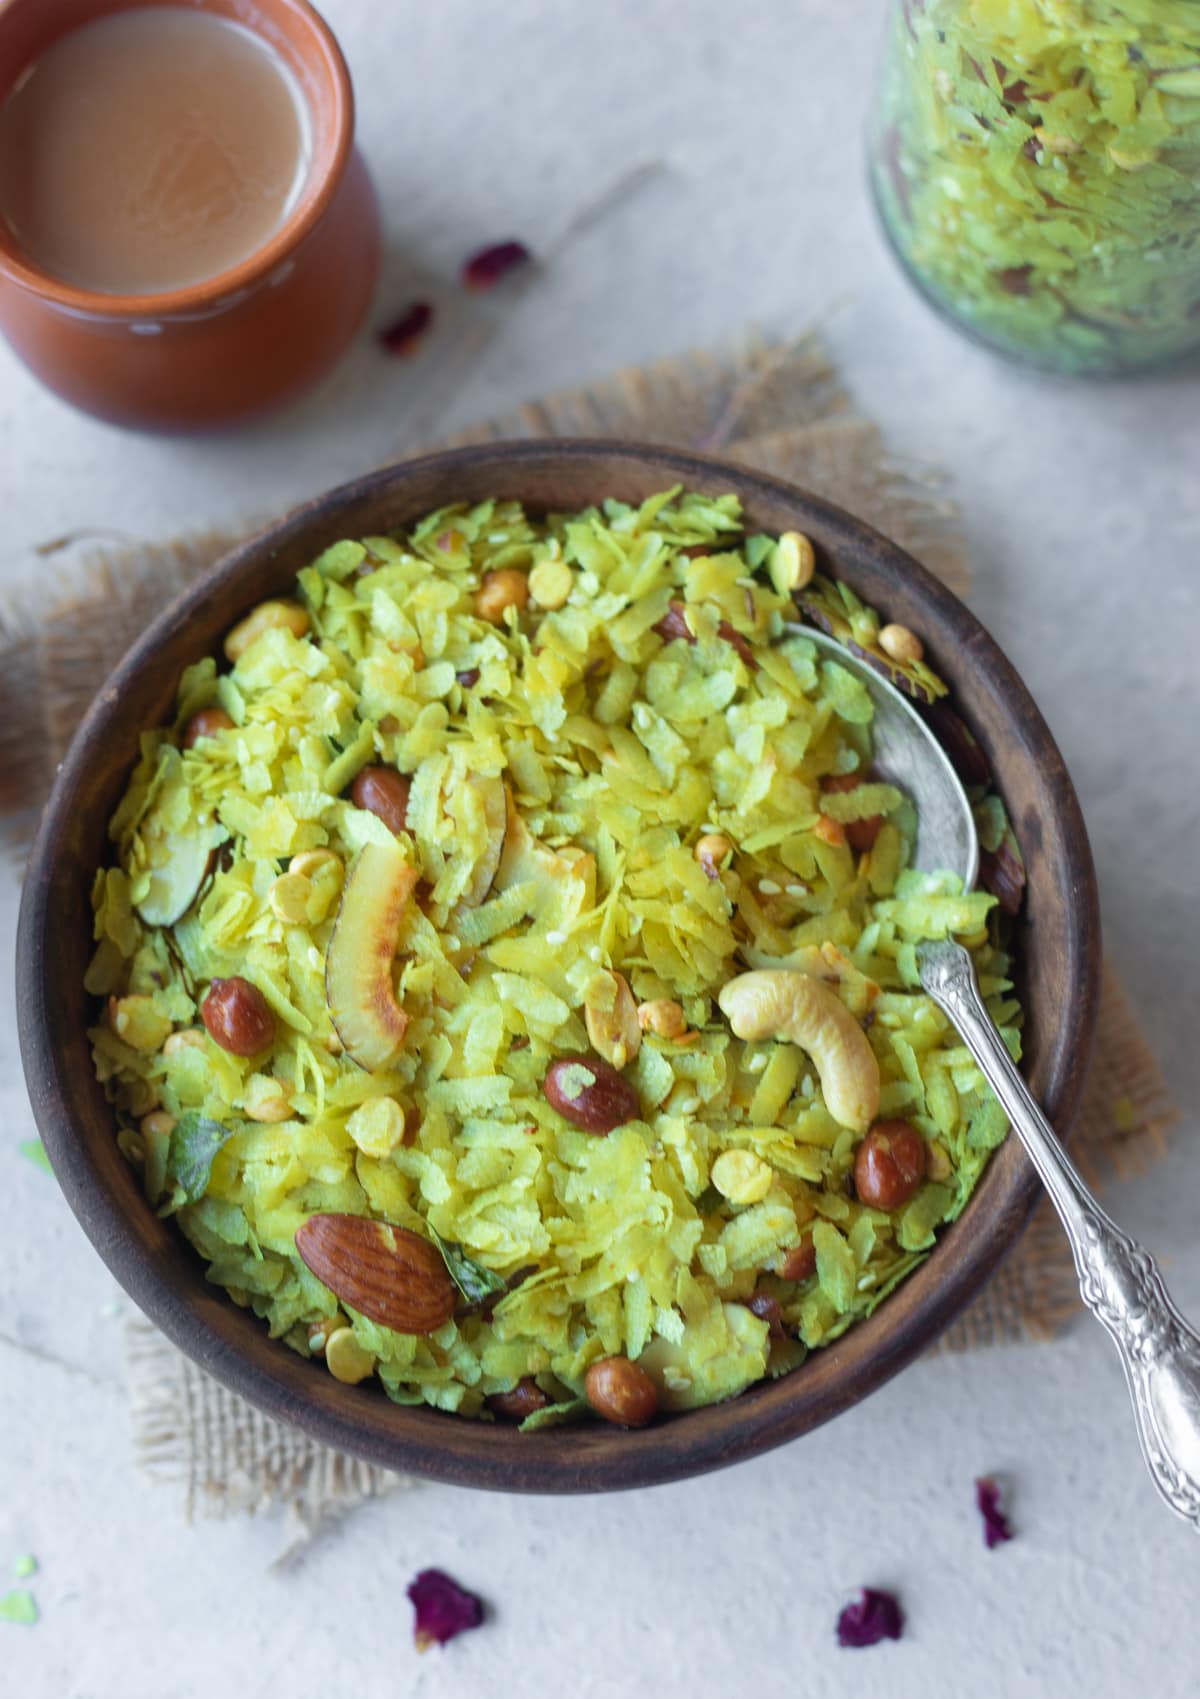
(543, 1053, 640, 1134)
(854, 1120, 927, 1211)
(182, 706, 234, 749)
(474, 568, 529, 623)
(224, 599, 309, 663)
(584, 971, 641, 1071)
(637, 999, 688, 1040)
(350, 765, 410, 835)
(711, 1148, 775, 1206)
(877, 622, 924, 665)
(242, 1077, 293, 1123)
(718, 970, 880, 1133)
(927, 1140, 952, 1183)
(486, 1378, 551, 1422)
(820, 773, 883, 854)
(528, 556, 573, 610)
(139, 1110, 177, 1140)
(695, 832, 733, 880)
(776, 1237, 817, 1283)
(584, 1356, 659, 1427)
(768, 530, 816, 597)
(107, 995, 172, 1053)
(162, 1027, 207, 1057)
(201, 977, 276, 1056)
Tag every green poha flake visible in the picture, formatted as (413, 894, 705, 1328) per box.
(88, 489, 1021, 1423)
(0, 1590, 38, 1626)
(18, 1140, 52, 1176)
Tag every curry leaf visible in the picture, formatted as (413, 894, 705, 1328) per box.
(162, 1112, 235, 1212)
(429, 1228, 508, 1306)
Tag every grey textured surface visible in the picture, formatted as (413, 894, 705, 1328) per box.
(1, 1, 1197, 1694)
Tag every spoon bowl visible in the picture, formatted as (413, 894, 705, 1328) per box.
(799, 625, 978, 887)
(800, 619, 1200, 1533)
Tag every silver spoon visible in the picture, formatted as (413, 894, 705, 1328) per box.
(799, 623, 1200, 1530)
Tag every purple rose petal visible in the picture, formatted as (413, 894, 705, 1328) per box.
(975, 1476, 1014, 1548)
(407, 1568, 485, 1651)
(461, 240, 532, 291)
(378, 301, 435, 357)
(836, 1588, 904, 1649)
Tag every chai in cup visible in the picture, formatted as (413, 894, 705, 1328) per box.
(0, 6, 313, 294)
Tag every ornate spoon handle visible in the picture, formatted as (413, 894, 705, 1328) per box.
(919, 939, 1200, 1529)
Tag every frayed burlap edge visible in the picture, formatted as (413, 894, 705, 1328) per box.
(2, 331, 1178, 1526)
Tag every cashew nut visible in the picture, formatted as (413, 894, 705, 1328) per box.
(717, 969, 880, 1133)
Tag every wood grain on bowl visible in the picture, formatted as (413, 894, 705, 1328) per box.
(15, 442, 1101, 1493)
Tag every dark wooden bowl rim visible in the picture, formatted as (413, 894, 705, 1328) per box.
(16, 440, 1101, 1493)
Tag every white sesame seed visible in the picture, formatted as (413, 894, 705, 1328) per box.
(786, 883, 808, 897)
(546, 930, 566, 947)
(758, 878, 782, 895)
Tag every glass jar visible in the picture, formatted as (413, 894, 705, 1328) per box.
(869, 0, 1200, 375)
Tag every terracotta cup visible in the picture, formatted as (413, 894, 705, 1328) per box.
(0, 0, 380, 430)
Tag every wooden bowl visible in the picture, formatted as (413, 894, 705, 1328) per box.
(16, 442, 1101, 1492)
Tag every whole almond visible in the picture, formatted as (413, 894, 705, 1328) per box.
(543, 1052, 640, 1134)
(295, 1214, 456, 1335)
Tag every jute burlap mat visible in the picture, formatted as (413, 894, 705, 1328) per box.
(3, 335, 1177, 1532)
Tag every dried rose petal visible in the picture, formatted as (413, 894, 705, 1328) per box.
(378, 301, 434, 357)
(975, 1476, 1014, 1548)
(406, 1568, 485, 1650)
(461, 239, 532, 291)
(836, 1588, 904, 1649)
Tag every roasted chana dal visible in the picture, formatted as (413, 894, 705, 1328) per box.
(88, 489, 1023, 1428)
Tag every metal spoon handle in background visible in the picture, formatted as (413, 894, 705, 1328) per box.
(919, 939, 1200, 1532)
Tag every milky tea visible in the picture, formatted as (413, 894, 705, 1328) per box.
(0, 7, 312, 294)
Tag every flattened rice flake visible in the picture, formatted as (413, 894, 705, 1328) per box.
(88, 488, 1021, 1421)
